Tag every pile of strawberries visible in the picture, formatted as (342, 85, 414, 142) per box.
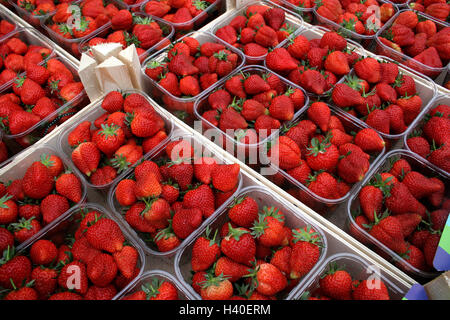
(121, 277, 180, 300)
(266, 31, 360, 95)
(46, 0, 121, 40)
(188, 194, 324, 300)
(214, 4, 297, 60)
(145, 36, 241, 99)
(406, 103, 450, 174)
(0, 35, 52, 87)
(408, 0, 450, 22)
(14, 0, 65, 17)
(331, 58, 424, 136)
(198, 70, 306, 145)
(0, 210, 142, 300)
(82, 13, 171, 60)
(142, 0, 217, 35)
(377, 11, 449, 76)
(301, 262, 391, 300)
(0, 19, 15, 39)
(351, 156, 448, 273)
(0, 58, 84, 141)
(114, 139, 241, 253)
(66, 91, 169, 187)
(315, 0, 396, 37)
(268, 102, 385, 201)
(0, 153, 83, 247)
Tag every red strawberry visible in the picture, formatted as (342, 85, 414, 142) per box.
(72, 142, 101, 177)
(191, 227, 220, 272)
(221, 224, 256, 266)
(40, 194, 69, 225)
(29, 240, 57, 266)
(319, 264, 353, 300)
(228, 196, 259, 228)
(352, 279, 390, 300)
(172, 208, 202, 239)
(402, 171, 442, 199)
(86, 218, 124, 253)
(385, 182, 426, 217)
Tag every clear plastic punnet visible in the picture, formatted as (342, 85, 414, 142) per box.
(174, 185, 328, 300)
(347, 149, 447, 280)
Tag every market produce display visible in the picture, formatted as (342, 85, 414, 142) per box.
(376, 10, 449, 78)
(61, 90, 171, 188)
(0, 0, 448, 302)
(196, 66, 307, 147)
(405, 101, 450, 174)
(0, 206, 143, 300)
(112, 137, 242, 254)
(349, 151, 448, 276)
(265, 30, 360, 95)
(0, 152, 85, 247)
(79, 12, 173, 61)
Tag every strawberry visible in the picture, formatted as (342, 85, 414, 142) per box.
(399, 244, 426, 271)
(354, 58, 381, 83)
(134, 172, 162, 200)
(332, 83, 364, 107)
(214, 256, 249, 283)
(4, 286, 38, 300)
(354, 128, 385, 153)
(0, 195, 18, 225)
(31, 267, 58, 299)
(352, 279, 390, 300)
(268, 95, 294, 121)
(396, 213, 422, 238)
(111, 9, 133, 30)
(11, 217, 41, 243)
(243, 74, 270, 95)
(247, 262, 287, 296)
(228, 196, 259, 228)
(101, 91, 124, 113)
(40, 194, 69, 225)
(324, 51, 350, 75)
(307, 102, 330, 132)
(48, 292, 83, 300)
(55, 173, 82, 203)
(307, 171, 339, 199)
(337, 151, 370, 183)
(385, 182, 426, 217)
(29, 239, 57, 266)
(289, 228, 321, 279)
(270, 246, 291, 275)
(200, 273, 233, 300)
(269, 136, 302, 170)
(71, 142, 100, 177)
(86, 253, 117, 287)
(8, 110, 41, 135)
(0, 248, 32, 289)
(84, 285, 117, 300)
(90, 166, 117, 186)
(266, 48, 298, 73)
(287, 160, 311, 185)
(319, 263, 353, 300)
(129, 109, 165, 138)
(191, 227, 220, 272)
(402, 171, 442, 199)
(86, 217, 124, 253)
(168, 53, 199, 77)
(72, 236, 101, 264)
(423, 233, 440, 268)
(211, 164, 240, 193)
(251, 208, 285, 248)
(115, 179, 137, 207)
(369, 213, 408, 254)
(428, 205, 447, 231)
(179, 75, 201, 96)
(22, 160, 54, 200)
(221, 224, 256, 266)
(57, 260, 88, 294)
(172, 208, 202, 239)
(183, 184, 215, 218)
(0, 227, 14, 253)
(359, 183, 386, 222)
(306, 135, 339, 172)
(225, 75, 246, 98)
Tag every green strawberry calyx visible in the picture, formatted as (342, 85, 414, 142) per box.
(225, 223, 249, 241)
(199, 272, 230, 289)
(142, 278, 162, 300)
